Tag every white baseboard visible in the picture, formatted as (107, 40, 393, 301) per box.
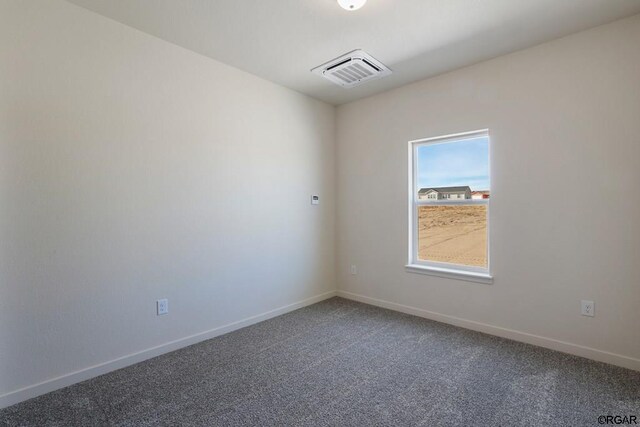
(0, 290, 337, 410)
(337, 290, 640, 372)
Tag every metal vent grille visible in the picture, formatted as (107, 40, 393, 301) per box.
(312, 50, 391, 89)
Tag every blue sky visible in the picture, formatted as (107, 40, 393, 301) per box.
(417, 136, 489, 191)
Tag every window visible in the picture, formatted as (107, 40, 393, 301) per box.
(407, 130, 492, 284)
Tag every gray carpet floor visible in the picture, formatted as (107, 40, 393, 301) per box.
(1, 297, 639, 426)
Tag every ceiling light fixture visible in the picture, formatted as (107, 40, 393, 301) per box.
(337, 0, 367, 11)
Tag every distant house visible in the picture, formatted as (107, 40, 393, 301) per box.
(471, 191, 490, 199)
(418, 186, 471, 200)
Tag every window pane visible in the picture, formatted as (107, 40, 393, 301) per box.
(418, 205, 487, 268)
(416, 136, 489, 200)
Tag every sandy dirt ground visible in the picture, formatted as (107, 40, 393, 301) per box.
(418, 205, 487, 267)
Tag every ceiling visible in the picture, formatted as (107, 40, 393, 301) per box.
(67, 0, 640, 105)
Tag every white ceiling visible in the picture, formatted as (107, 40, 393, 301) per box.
(67, 0, 640, 105)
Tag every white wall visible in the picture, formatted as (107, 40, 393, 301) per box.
(336, 14, 640, 368)
(0, 0, 335, 403)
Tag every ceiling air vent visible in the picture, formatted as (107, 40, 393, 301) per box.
(311, 49, 391, 89)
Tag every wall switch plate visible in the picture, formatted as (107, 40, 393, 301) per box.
(311, 195, 320, 205)
(157, 299, 169, 315)
(581, 300, 594, 317)
(350, 265, 357, 275)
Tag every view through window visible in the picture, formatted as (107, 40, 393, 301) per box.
(410, 131, 490, 272)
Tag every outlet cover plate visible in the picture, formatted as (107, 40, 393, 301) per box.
(581, 300, 594, 317)
(157, 299, 169, 315)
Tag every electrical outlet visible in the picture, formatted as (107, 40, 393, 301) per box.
(157, 299, 169, 315)
(581, 300, 594, 317)
(350, 265, 357, 275)
(311, 195, 320, 205)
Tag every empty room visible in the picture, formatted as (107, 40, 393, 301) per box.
(1, 0, 640, 425)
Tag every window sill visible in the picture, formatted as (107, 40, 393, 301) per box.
(404, 264, 493, 285)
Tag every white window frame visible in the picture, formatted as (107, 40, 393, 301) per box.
(406, 129, 493, 284)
